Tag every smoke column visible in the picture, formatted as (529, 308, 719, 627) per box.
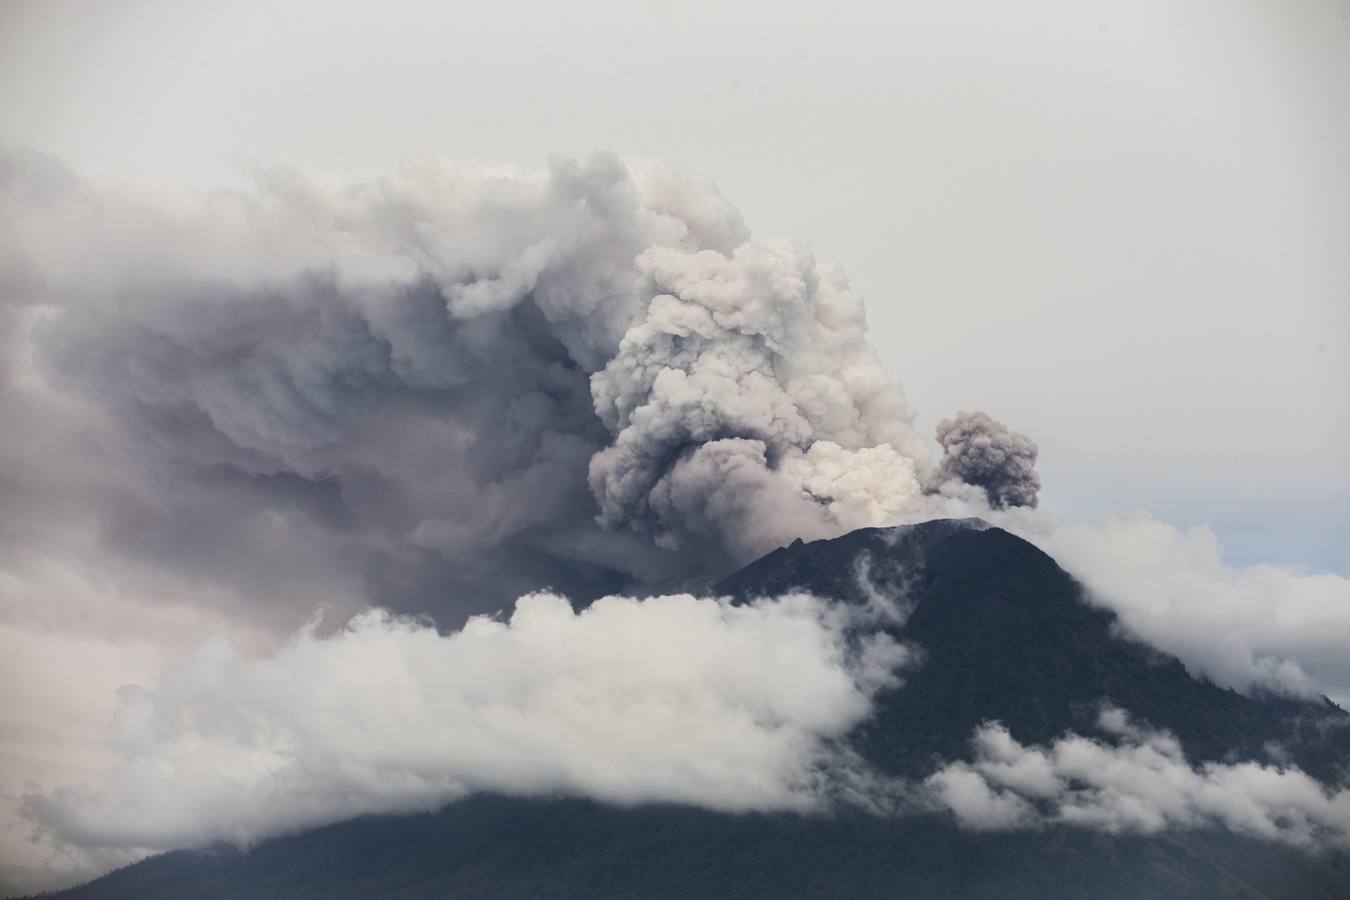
(926, 411, 1041, 509)
(2, 146, 1028, 628)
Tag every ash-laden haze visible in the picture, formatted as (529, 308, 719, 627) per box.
(2, 146, 1350, 893)
(926, 411, 1041, 510)
(0, 144, 941, 628)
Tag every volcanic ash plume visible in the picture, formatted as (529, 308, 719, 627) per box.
(0, 147, 946, 626)
(588, 239, 933, 559)
(926, 411, 1041, 509)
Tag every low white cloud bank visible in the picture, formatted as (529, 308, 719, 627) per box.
(19, 590, 910, 863)
(928, 707, 1350, 849)
(10, 524, 1350, 888)
(23, 598, 1350, 883)
(1026, 512, 1350, 704)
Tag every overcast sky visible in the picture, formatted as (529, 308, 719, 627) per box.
(1, 0, 1347, 573)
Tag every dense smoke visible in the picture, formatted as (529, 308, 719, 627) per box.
(589, 239, 932, 558)
(927, 411, 1041, 509)
(0, 145, 944, 632)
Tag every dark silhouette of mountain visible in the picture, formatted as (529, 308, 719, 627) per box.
(32, 520, 1350, 899)
(716, 520, 1350, 782)
(36, 796, 1350, 900)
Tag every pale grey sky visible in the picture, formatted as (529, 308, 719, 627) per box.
(1, 0, 1346, 570)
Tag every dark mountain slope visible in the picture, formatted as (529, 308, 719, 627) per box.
(717, 520, 1350, 781)
(34, 519, 1350, 899)
(43, 796, 1350, 900)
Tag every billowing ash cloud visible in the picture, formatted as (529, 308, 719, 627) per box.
(589, 240, 932, 558)
(20, 589, 911, 866)
(0, 145, 936, 632)
(926, 411, 1041, 509)
(927, 707, 1350, 848)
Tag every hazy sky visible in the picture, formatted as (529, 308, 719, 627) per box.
(1, 0, 1347, 570)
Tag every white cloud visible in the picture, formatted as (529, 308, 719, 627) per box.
(855, 495, 1350, 704)
(19, 590, 911, 865)
(1031, 512, 1350, 704)
(927, 708, 1350, 848)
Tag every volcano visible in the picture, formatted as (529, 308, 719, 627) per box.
(38, 520, 1350, 899)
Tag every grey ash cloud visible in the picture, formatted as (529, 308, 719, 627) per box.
(0, 146, 954, 634)
(927, 411, 1041, 509)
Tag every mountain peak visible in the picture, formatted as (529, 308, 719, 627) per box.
(720, 518, 1350, 782)
(41, 517, 1350, 900)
